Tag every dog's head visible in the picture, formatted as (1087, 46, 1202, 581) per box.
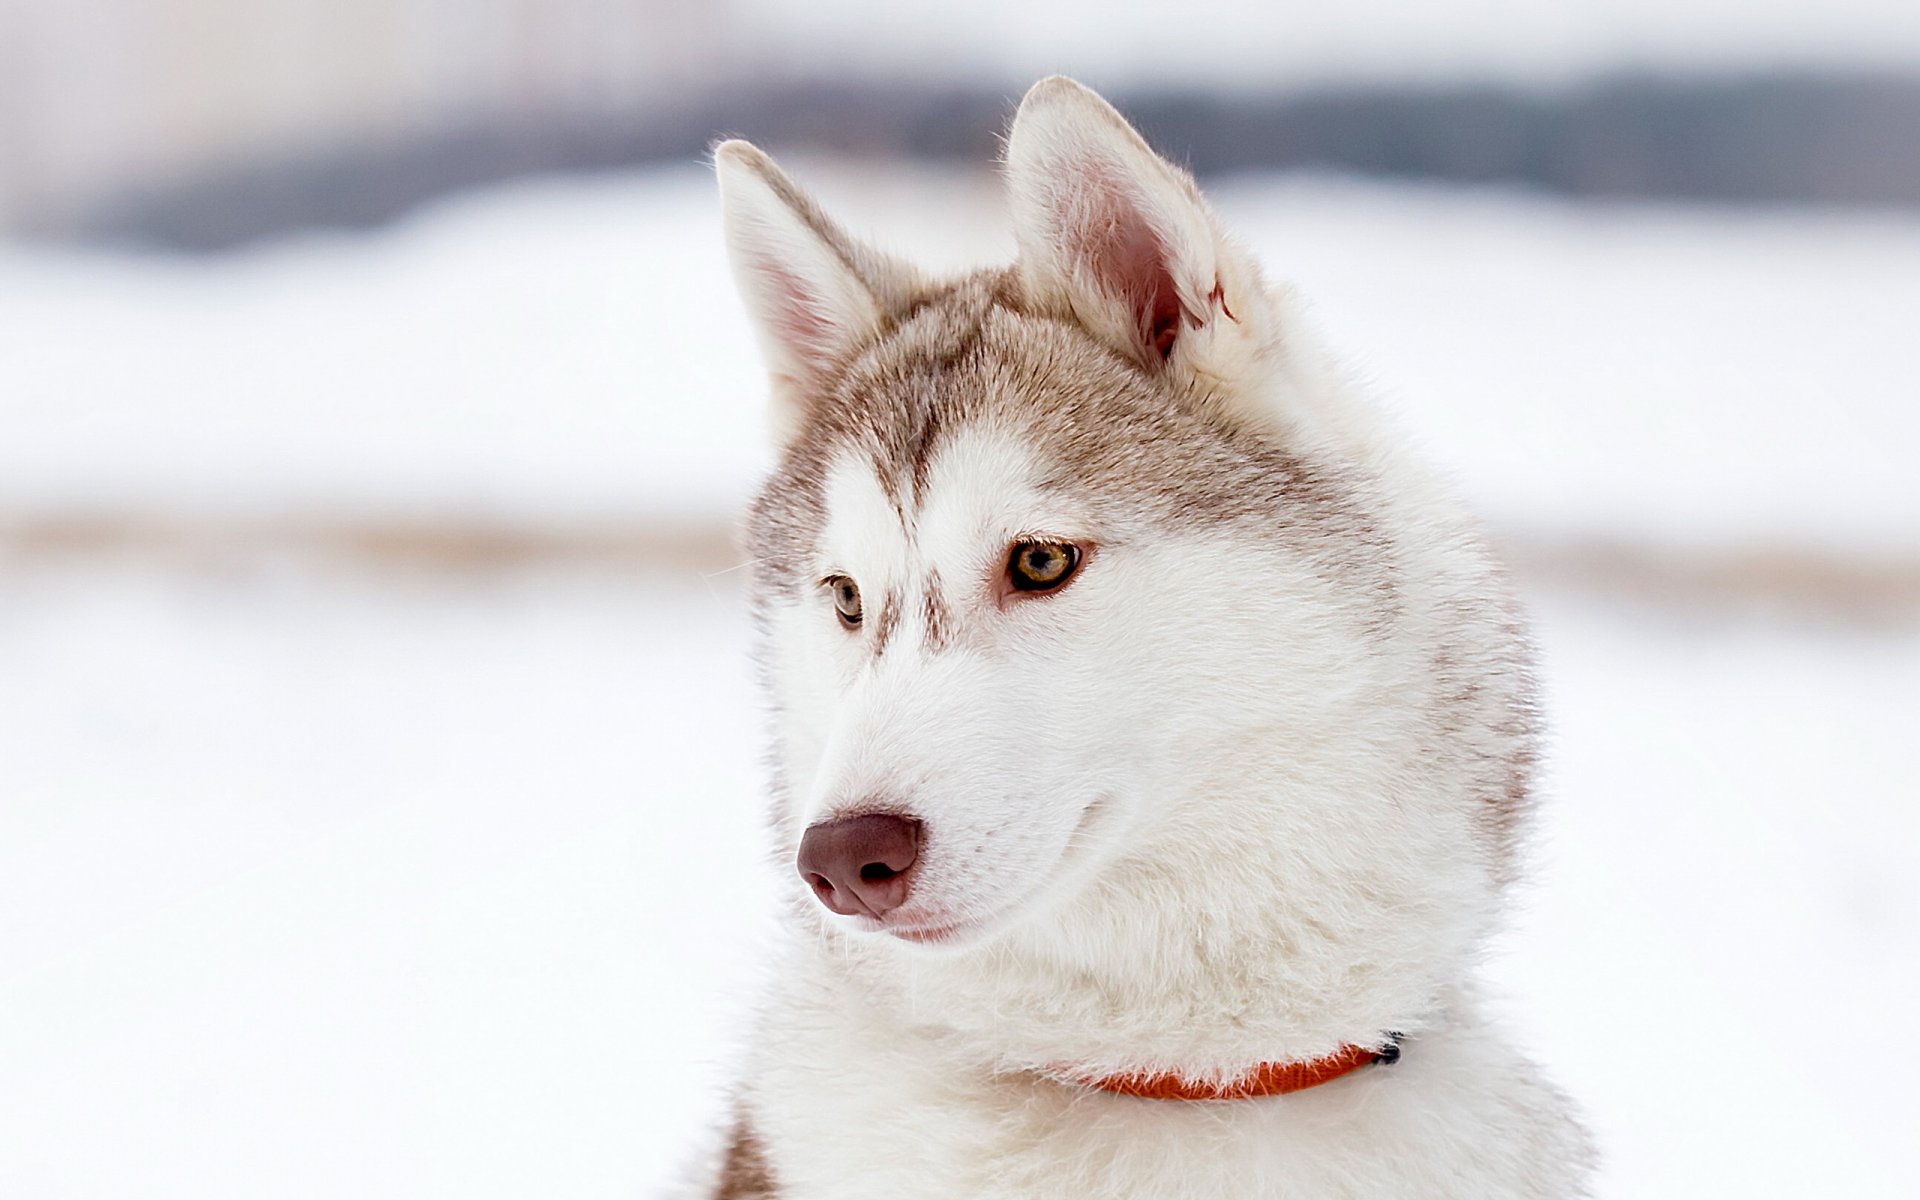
(717, 79, 1530, 1046)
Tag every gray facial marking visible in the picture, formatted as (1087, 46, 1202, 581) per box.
(868, 586, 905, 658)
(922, 570, 954, 653)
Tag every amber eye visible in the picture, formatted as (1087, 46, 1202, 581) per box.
(1007, 541, 1081, 593)
(825, 575, 863, 627)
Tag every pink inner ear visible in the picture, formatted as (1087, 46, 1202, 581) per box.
(755, 251, 839, 367)
(1059, 159, 1189, 362)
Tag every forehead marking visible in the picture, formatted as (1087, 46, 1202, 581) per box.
(886, 488, 909, 528)
(922, 570, 953, 653)
(905, 380, 949, 508)
(869, 575, 957, 659)
(869, 586, 905, 657)
(849, 305, 985, 513)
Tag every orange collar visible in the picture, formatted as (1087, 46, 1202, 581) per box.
(1071, 1036, 1400, 1102)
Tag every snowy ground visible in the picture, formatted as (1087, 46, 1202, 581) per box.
(1, 166, 1915, 1196)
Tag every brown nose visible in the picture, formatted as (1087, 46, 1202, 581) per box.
(796, 813, 923, 918)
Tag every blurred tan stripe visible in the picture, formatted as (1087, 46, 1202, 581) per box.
(0, 513, 742, 573)
(1500, 533, 1920, 625)
(3, 512, 1917, 622)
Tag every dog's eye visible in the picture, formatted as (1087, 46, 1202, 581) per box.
(1007, 541, 1081, 593)
(825, 575, 863, 627)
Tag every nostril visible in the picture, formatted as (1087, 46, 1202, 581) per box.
(796, 812, 924, 918)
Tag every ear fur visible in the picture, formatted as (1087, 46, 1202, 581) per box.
(715, 140, 918, 447)
(1004, 77, 1263, 381)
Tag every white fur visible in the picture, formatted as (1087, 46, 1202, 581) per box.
(695, 77, 1593, 1198)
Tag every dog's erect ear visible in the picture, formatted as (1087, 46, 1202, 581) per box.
(716, 140, 917, 447)
(1005, 77, 1257, 377)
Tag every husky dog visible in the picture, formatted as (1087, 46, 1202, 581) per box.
(692, 77, 1592, 1198)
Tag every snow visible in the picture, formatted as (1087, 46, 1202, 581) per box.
(0, 567, 772, 1197)
(1, 166, 1915, 1195)
(1491, 592, 1920, 1197)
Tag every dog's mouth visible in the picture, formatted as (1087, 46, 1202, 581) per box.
(1060, 795, 1114, 866)
(885, 920, 971, 945)
(841, 910, 978, 946)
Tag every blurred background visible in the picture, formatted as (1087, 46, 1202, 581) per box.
(1, 2, 1916, 1196)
